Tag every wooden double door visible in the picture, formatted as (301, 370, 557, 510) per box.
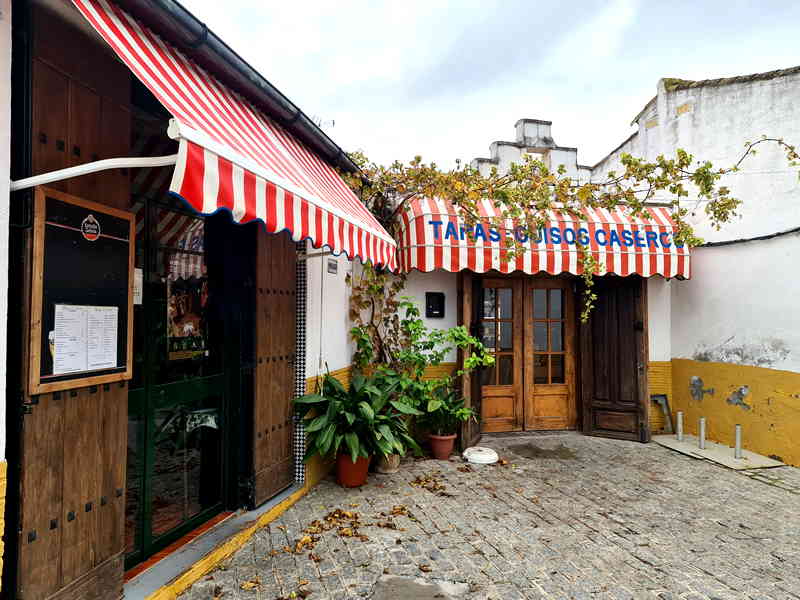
(478, 277, 576, 432)
(474, 275, 649, 441)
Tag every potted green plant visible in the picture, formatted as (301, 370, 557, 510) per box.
(420, 384, 476, 460)
(293, 370, 421, 487)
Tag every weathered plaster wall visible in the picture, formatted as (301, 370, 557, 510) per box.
(305, 249, 355, 381)
(671, 359, 800, 466)
(593, 70, 800, 460)
(0, 0, 10, 463)
(0, 0, 11, 583)
(671, 238, 800, 373)
(402, 270, 459, 363)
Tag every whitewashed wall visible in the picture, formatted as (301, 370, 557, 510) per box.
(647, 277, 671, 362)
(305, 247, 355, 380)
(0, 0, 12, 460)
(402, 270, 459, 363)
(593, 72, 800, 372)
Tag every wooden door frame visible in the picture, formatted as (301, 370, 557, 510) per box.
(578, 276, 650, 442)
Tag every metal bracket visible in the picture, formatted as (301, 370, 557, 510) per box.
(651, 394, 673, 434)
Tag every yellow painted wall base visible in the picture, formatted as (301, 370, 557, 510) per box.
(145, 368, 351, 600)
(648, 361, 673, 433)
(0, 461, 6, 593)
(671, 359, 800, 466)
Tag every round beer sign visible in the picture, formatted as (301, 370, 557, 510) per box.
(81, 214, 101, 241)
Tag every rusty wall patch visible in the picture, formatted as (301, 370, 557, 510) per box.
(690, 376, 714, 402)
(726, 386, 752, 410)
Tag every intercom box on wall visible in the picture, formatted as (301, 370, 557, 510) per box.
(425, 292, 445, 318)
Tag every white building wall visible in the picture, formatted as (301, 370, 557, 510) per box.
(593, 71, 800, 372)
(671, 238, 800, 372)
(647, 277, 671, 362)
(402, 270, 459, 363)
(0, 0, 11, 460)
(305, 249, 355, 381)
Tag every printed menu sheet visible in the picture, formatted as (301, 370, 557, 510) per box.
(52, 304, 118, 375)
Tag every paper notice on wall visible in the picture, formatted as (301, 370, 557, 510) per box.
(133, 268, 143, 305)
(52, 304, 118, 375)
(87, 306, 118, 370)
(53, 304, 89, 374)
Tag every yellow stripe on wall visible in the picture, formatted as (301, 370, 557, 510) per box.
(670, 359, 800, 466)
(648, 361, 673, 433)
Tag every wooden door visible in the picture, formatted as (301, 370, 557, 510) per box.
(524, 279, 577, 430)
(580, 276, 649, 441)
(458, 272, 481, 447)
(477, 279, 523, 432)
(14, 15, 132, 596)
(253, 230, 297, 506)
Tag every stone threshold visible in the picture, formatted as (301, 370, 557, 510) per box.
(124, 484, 306, 600)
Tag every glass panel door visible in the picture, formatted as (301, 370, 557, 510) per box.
(477, 279, 522, 432)
(125, 199, 229, 568)
(524, 278, 576, 430)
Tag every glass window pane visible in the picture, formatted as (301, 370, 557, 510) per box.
(498, 288, 513, 319)
(534, 354, 548, 384)
(480, 322, 496, 349)
(549, 289, 563, 318)
(480, 361, 496, 386)
(551, 355, 565, 384)
(533, 289, 547, 319)
(498, 355, 514, 385)
(550, 322, 563, 352)
(534, 322, 547, 351)
(482, 288, 496, 318)
(499, 321, 513, 350)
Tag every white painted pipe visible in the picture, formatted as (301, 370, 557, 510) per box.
(676, 411, 684, 442)
(9, 154, 179, 192)
(735, 424, 743, 459)
(699, 418, 706, 450)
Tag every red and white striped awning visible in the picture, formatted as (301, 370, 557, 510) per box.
(72, 0, 396, 269)
(397, 198, 690, 278)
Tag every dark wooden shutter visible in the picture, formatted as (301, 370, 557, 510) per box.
(580, 276, 649, 442)
(253, 230, 297, 506)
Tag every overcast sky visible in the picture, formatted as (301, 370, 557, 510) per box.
(181, 0, 800, 169)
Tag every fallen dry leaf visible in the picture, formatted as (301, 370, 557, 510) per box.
(240, 576, 261, 591)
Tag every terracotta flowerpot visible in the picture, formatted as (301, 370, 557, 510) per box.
(429, 433, 457, 460)
(375, 453, 401, 474)
(336, 454, 371, 487)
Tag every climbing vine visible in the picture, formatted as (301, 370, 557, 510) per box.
(343, 137, 799, 325)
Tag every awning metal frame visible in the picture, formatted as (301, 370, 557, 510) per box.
(9, 154, 178, 192)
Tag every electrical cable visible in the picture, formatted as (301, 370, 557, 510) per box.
(699, 224, 800, 247)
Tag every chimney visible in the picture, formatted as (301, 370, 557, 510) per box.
(515, 118, 555, 149)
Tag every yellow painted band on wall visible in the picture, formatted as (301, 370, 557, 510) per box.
(146, 368, 351, 600)
(0, 461, 6, 592)
(671, 358, 800, 466)
(648, 361, 673, 433)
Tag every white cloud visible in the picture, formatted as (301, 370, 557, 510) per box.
(179, 0, 800, 168)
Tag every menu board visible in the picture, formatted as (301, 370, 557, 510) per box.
(52, 304, 118, 374)
(29, 187, 134, 394)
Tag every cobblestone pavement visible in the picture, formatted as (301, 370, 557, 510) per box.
(182, 432, 800, 600)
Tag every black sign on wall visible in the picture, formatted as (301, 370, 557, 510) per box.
(29, 186, 134, 394)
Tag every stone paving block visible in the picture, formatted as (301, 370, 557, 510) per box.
(181, 433, 800, 600)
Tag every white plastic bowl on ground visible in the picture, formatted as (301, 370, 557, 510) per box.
(462, 446, 499, 464)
